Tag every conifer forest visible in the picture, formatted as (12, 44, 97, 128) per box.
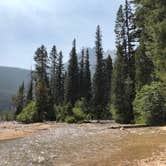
(13, 0, 166, 125)
(0, 0, 166, 165)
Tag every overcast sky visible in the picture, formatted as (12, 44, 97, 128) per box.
(0, 0, 124, 69)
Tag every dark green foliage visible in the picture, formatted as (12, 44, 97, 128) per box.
(93, 25, 105, 119)
(13, 82, 25, 117)
(55, 51, 65, 104)
(112, 6, 127, 123)
(103, 55, 113, 106)
(65, 99, 89, 123)
(50, 45, 57, 104)
(65, 39, 79, 105)
(111, 45, 128, 123)
(34, 45, 54, 121)
(135, 43, 154, 91)
(84, 49, 92, 102)
(0, 110, 14, 121)
(55, 103, 72, 122)
(79, 49, 85, 98)
(56, 99, 89, 123)
(112, 2, 135, 124)
(133, 0, 155, 91)
(74, 98, 89, 115)
(16, 102, 38, 123)
(55, 105, 66, 122)
(133, 0, 166, 81)
(133, 82, 166, 125)
(26, 71, 33, 105)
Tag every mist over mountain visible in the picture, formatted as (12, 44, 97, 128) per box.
(0, 66, 30, 111)
(88, 48, 115, 74)
(65, 48, 115, 74)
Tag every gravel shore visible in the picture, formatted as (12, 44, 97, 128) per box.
(0, 122, 165, 166)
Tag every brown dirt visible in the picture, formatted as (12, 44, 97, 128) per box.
(0, 122, 165, 166)
(0, 122, 54, 141)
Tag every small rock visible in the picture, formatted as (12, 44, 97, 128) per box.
(38, 156, 45, 163)
(120, 127, 124, 130)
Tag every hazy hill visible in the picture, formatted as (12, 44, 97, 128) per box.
(0, 66, 30, 111)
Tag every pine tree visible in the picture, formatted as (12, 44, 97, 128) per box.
(93, 25, 105, 119)
(84, 49, 92, 102)
(13, 82, 25, 117)
(133, 1, 155, 91)
(124, 0, 136, 123)
(79, 49, 85, 98)
(65, 39, 79, 105)
(50, 45, 57, 104)
(112, 3, 135, 123)
(133, 0, 165, 81)
(103, 55, 113, 106)
(55, 51, 64, 104)
(112, 45, 127, 123)
(34, 45, 54, 121)
(135, 41, 154, 91)
(26, 71, 33, 105)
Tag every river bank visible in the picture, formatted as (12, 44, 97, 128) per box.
(0, 122, 165, 166)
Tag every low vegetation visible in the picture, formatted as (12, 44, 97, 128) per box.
(0, 110, 14, 121)
(133, 82, 166, 125)
(16, 102, 38, 123)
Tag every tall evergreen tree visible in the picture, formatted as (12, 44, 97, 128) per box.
(133, 0, 165, 82)
(50, 45, 57, 104)
(13, 82, 25, 117)
(65, 39, 79, 105)
(84, 49, 92, 102)
(124, 0, 136, 123)
(26, 71, 33, 105)
(112, 45, 127, 123)
(103, 55, 113, 106)
(93, 25, 105, 119)
(133, 1, 154, 91)
(112, 3, 135, 123)
(79, 49, 85, 98)
(55, 51, 65, 104)
(135, 41, 154, 91)
(34, 45, 54, 121)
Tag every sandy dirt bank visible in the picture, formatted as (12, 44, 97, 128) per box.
(0, 122, 165, 166)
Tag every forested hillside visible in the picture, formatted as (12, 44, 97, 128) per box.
(0, 66, 30, 111)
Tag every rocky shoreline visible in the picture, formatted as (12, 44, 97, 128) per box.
(0, 122, 165, 166)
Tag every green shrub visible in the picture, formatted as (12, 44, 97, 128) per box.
(55, 103, 72, 122)
(133, 82, 166, 125)
(74, 98, 87, 112)
(66, 99, 89, 123)
(55, 105, 67, 122)
(56, 99, 89, 123)
(65, 116, 75, 123)
(16, 102, 38, 123)
(72, 107, 87, 123)
(0, 110, 14, 121)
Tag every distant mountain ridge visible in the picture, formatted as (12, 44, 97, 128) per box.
(0, 66, 30, 111)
